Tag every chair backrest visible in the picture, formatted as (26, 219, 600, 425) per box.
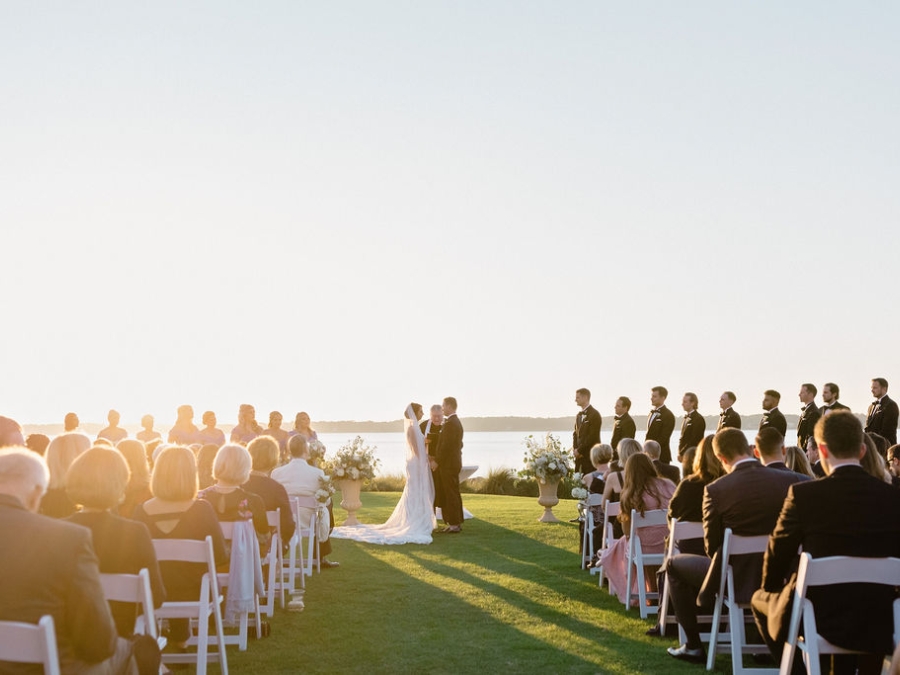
(0, 615, 61, 674)
(292, 495, 318, 510)
(98, 568, 158, 639)
(630, 508, 668, 530)
(266, 509, 280, 530)
(153, 536, 217, 566)
(671, 519, 704, 542)
(717, 528, 770, 600)
(797, 553, 900, 591)
(219, 521, 235, 540)
(585, 494, 604, 507)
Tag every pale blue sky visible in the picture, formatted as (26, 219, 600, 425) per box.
(2, 2, 898, 425)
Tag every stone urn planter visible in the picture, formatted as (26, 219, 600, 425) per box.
(338, 479, 363, 526)
(537, 480, 561, 523)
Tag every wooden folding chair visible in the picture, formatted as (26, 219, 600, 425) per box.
(581, 493, 604, 570)
(624, 508, 668, 618)
(596, 500, 621, 589)
(0, 615, 61, 675)
(780, 554, 900, 675)
(659, 519, 704, 636)
(706, 528, 774, 674)
(152, 536, 228, 675)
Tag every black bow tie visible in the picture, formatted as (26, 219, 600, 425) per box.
(873, 401, 880, 406)
(650, 408, 659, 414)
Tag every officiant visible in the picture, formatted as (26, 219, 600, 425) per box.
(422, 404, 444, 512)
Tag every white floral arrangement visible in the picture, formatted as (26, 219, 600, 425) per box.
(519, 433, 572, 484)
(571, 487, 589, 500)
(315, 474, 335, 504)
(308, 439, 327, 469)
(327, 435, 380, 482)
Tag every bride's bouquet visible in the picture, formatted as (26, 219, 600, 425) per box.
(307, 439, 327, 469)
(519, 433, 572, 484)
(326, 436, 380, 482)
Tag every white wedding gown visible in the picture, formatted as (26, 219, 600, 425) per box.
(330, 413, 437, 545)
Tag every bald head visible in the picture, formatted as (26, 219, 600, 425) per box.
(0, 447, 49, 512)
(643, 440, 662, 460)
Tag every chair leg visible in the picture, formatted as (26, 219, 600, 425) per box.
(706, 596, 723, 671)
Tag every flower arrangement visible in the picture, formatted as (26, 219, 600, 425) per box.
(307, 439, 327, 469)
(519, 433, 572, 484)
(571, 487, 588, 500)
(315, 475, 335, 504)
(327, 436, 380, 482)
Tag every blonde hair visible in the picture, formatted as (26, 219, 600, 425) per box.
(616, 438, 643, 467)
(66, 446, 130, 509)
(213, 444, 252, 485)
(45, 433, 91, 489)
(247, 436, 279, 473)
(591, 443, 613, 467)
(151, 446, 198, 501)
(117, 439, 150, 491)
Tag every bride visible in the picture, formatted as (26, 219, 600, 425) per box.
(330, 403, 437, 545)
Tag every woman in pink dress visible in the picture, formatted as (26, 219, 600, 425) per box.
(600, 453, 676, 605)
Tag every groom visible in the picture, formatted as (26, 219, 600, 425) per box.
(435, 396, 464, 533)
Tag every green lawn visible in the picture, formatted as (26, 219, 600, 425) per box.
(223, 493, 711, 674)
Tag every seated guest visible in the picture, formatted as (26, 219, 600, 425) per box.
(665, 428, 804, 663)
(806, 437, 826, 477)
(644, 440, 681, 484)
(0, 414, 25, 447)
(784, 445, 816, 478)
(195, 411, 226, 447)
(752, 411, 900, 674)
(667, 435, 723, 555)
(136, 414, 161, 444)
(230, 404, 262, 445)
(581, 443, 612, 560)
(679, 445, 697, 482)
(754, 428, 812, 482)
(25, 433, 50, 456)
(132, 446, 226, 647)
(167, 405, 198, 445)
(602, 438, 644, 540)
(599, 453, 675, 604)
(65, 447, 166, 649)
(98, 409, 128, 444)
(0, 447, 140, 674)
(40, 432, 91, 518)
(245, 435, 295, 543)
(271, 435, 339, 569)
(867, 432, 889, 461)
(862, 434, 892, 484)
(197, 443, 218, 489)
(888, 444, 900, 488)
(199, 444, 270, 544)
(117, 439, 152, 519)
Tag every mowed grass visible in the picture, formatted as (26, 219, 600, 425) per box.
(222, 493, 707, 674)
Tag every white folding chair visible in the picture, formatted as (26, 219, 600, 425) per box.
(217, 521, 263, 651)
(152, 536, 228, 675)
(581, 494, 604, 570)
(0, 615, 61, 675)
(260, 509, 284, 614)
(780, 554, 900, 675)
(283, 496, 305, 596)
(659, 519, 704, 636)
(293, 495, 322, 576)
(596, 500, 621, 589)
(99, 568, 166, 656)
(706, 528, 774, 674)
(623, 508, 668, 618)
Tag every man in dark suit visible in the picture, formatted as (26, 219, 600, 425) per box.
(752, 411, 900, 673)
(754, 427, 811, 480)
(572, 388, 602, 475)
(665, 429, 804, 663)
(610, 396, 636, 459)
(421, 404, 443, 512)
(644, 440, 680, 484)
(795, 383, 821, 451)
(717, 391, 741, 431)
(678, 392, 706, 460)
(0, 447, 138, 674)
(759, 389, 787, 437)
(436, 397, 464, 533)
(865, 377, 899, 445)
(645, 386, 676, 464)
(820, 382, 850, 416)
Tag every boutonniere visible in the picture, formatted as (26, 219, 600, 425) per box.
(580, 413, 588, 422)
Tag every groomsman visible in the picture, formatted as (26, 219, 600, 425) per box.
(645, 386, 676, 464)
(717, 391, 741, 431)
(572, 388, 602, 475)
(678, 392, 706, 460)
(796, 383, 821, 450)
(610, 396, 636, 457)
(759, 390, 787, 437)
(820, 382, 850, 416)
(865, 378, 899, 445)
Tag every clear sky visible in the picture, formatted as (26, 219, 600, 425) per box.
(2, 2, 898, 426)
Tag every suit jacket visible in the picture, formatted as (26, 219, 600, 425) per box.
(819, 401, 850, 417)
(865, 395, 899, 445)
(795, 402, 820, 450)
(717, 407, 742, 432)
(609, 413, 636, 456)
(678, 411, 706, 458)
(653, 459, 681, 485)
(700, 460, 805, 604)
(244, 472, 296, 543)
(573, 405, 602, 474)
(759, 465, 900, 653)
(0, 494, 119, 671)
(645, 405, 676, 464)
(764, 462, 812, 481)
(420, 420, 442, 459)
(759, 407, 787, 437)
(437, 414, 464, 473)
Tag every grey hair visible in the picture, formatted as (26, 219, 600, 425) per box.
(0, 447, 49, 491)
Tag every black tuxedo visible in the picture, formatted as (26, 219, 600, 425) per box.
(819, 401, 849, 417)
(865, 395, 899, 445)
(573, 405, 602, 474)
(753, 465, 900, 659)
(665, 460, 804, 648)
(678, 410, 706, 459)
(645, 405, 676, 464)
(653, 459, 681, 485)
(764, 461, 811, 481)
(795, 402, 820, 450)
(759, 407, 787, 437)
(436, 414, 464, 526)
(717, 407, 741, 431)
(609, 413, 636, 457)
(421, 420, 443, 509)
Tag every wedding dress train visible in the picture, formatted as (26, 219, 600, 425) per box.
(330, 407, 437, 545)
